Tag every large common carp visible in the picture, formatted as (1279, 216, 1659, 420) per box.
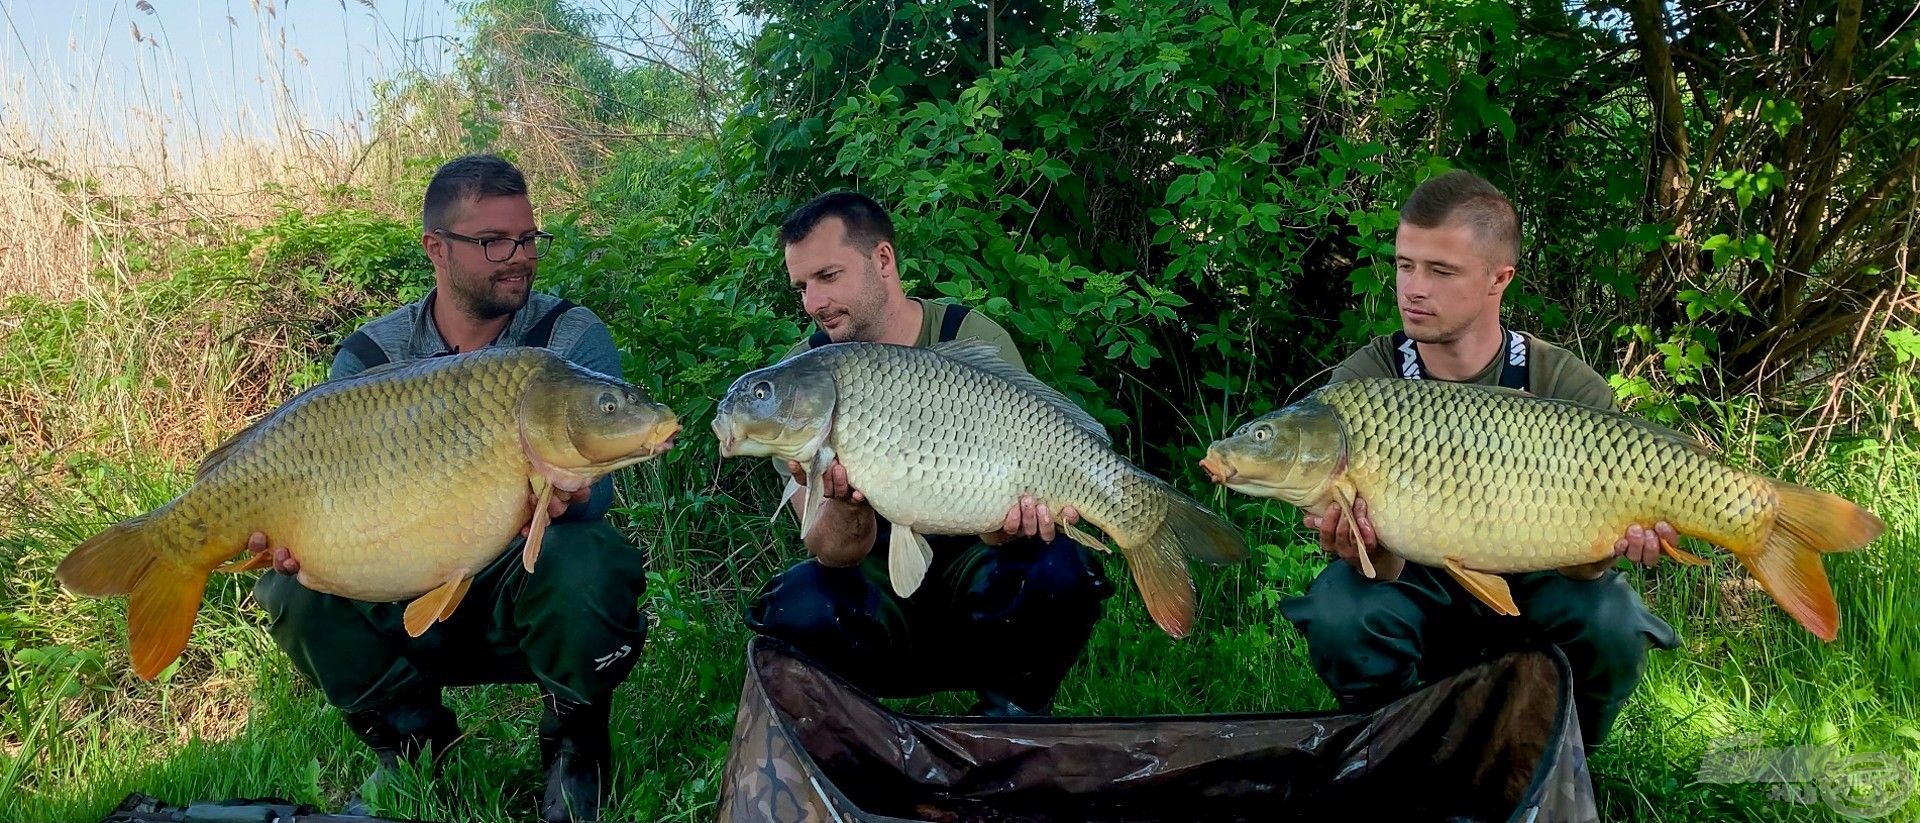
(710, 340, 1247, 638)
(57, 346, 680, 679)
(1200, 377, 1884, 640)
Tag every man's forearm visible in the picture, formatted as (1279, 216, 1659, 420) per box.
(800, 497, 877, 559)
(555, 476, 614, 523)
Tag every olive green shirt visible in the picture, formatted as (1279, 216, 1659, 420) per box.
(1328, 331, 1617, 410)
(780, 297, 1026, 370)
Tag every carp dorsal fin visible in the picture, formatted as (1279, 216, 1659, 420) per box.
(928, 338, 1111, 446)
(1462, 383, 1715, 456)
(195, 418, 266, 481)
(1610, 411, 1716, 456)
(195, 358, 425, 481)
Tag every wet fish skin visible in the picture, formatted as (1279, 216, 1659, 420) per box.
(1203, 378, 1884, 640)
(714, 339, 1247, 638)
(57, 346, 679, 679)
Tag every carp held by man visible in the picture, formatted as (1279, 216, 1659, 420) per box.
(711, 339, 1247, 638)
(1202, 377, 1884, 641)
(57, 346, 679, 679)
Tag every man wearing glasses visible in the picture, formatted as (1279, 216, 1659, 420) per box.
(248, 154, 645, 823)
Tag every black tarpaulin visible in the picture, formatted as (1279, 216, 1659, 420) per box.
(717, 636, 1598, 823)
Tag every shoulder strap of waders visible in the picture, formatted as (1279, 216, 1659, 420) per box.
(1390, 328, 1530, 391)
(936, 301, 972, 343)
(337, 329, 390, 370)
(523, 298, 578, 349)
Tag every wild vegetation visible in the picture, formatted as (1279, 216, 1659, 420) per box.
(2, 0, 1915, 820)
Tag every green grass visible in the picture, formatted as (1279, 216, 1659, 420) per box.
(3, 275, 1916, 822)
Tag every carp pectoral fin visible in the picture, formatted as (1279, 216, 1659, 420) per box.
(1661, 537, 1709, 566)
(1331, 482, 1375, 579)
(1445, 556, 1519, 616)
(1062, 523, 1113, 554)
(888, 526, 934, 598)
(799, 469, 823, 540)
(774, 477, 803, 522)
(215, 552, 275, 573)
(523, 478, 555, 574)
(799, 449, 835, 541)
(403, 572, 474, 638)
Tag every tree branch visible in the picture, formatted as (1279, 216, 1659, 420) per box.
(1807, 142, 1920, 268)
(1628, 0, 1696, 297)
(1629, 0, 1692, 218)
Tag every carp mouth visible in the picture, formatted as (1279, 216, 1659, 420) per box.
(711, 414, 740, 457)
(1199, 450, 1293, 500)
(648, 421, 682, 456)
(1199, 454, 1236, 484)
(579, 425, 678, 476)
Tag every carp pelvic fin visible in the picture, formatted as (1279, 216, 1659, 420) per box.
(774, 477, 803, 522)
(403, 572, 475, 638)
(1445, 556, 1519, 617)
(799, 447, 835, 540)
(1331, 482, 1374, 579)
(887, 525, 934, 598)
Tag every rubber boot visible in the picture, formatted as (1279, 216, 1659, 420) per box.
(538, 692, 613, 823)
(968, 689, 1050, 718)
(340, 688, 459, 814)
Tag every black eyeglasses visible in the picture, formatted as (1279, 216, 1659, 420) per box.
(434, 228, 554, 262)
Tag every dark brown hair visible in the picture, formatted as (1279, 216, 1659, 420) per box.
(421, 154, 528, 233)
(779, 191, 895, 253)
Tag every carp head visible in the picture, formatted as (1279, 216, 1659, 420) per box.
(710, 355, 836, 462)
(519, 360, 680, 490)
(1202, 396, 1347, 507)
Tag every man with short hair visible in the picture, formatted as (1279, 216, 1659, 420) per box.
(744, 191, 1114, 717)
(248, 154, 644, 823)
(1280, 169, 1682, 752)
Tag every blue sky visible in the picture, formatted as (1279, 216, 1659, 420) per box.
(0, 0, 463, 150)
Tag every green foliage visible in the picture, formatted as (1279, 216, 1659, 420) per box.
(6, 0, 1918, 819)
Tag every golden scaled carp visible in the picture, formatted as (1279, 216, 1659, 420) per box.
(1200, 377, 1884, 641)
(57, 346, 680, 679)
(709, 339, 1248, 638)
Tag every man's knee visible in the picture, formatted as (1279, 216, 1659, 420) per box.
(1523, 572, 1679, 665)
(1281, 563, 1431, 697)
(252, 572, 417, 712)
(254, 570, 314, 626)
(746, 559, 905, 692)
(525, 520, 647, 595)
(746, 560, 872, 644)
(1285, 563, 1426, 645)
(1516, 573, 1678, 750)
(966, 537, 1114, 624)
(255, 572, 361, 651)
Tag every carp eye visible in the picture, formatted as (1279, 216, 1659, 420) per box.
(1253, 426, 1271, 442)
(598, 391, 618, 414)
(751, 381, 772, 401)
